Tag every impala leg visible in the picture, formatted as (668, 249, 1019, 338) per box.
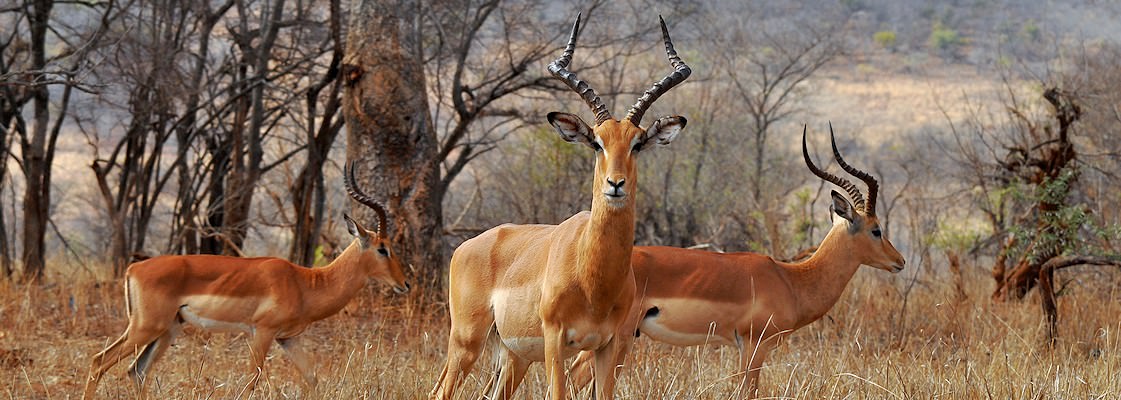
(487, 346, 531, 400)
(239, 329, 277, 399)
(277, 337, 317, 390)
(737, 340, 772, 399)
(568, 351, 595, 392)
(592, 335, 626, 400)
(83, 326, 162, 400)
(542, 325, 567, 400)
(83, 331, 129, 400)
(127, 324, 181, 397)
(576, 303, 640, 396)
(430, 321, 492, 399)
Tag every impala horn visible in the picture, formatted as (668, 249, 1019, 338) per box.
(828, 123, 879, 216)
(344, 161, 389, 238)
(624, 16, 692, 127)
(548, 13, 612, 126)
(802, 125, 867, 211)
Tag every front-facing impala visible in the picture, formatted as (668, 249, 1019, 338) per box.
(82, 163, 409, 399)
(431, 15, 691, 400)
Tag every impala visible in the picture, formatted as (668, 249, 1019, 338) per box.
(570, 125, 906, 398)
(82, 163, 410, 399)
(430, 15, 690, 400)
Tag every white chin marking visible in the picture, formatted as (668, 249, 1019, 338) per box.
(604, 197, 627, 208)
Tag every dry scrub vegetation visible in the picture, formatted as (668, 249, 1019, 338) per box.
(3, 264, 1118, 399)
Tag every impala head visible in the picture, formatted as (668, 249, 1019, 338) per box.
(343, 162, 410, 294)
(803, 124, 905, 273)
(547, 14, 690, 209)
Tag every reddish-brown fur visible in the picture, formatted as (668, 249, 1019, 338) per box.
(570, 133, 906, 398)
(82, 216, 408, 399)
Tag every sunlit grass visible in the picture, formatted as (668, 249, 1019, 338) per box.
(1, 264, 1118, 399)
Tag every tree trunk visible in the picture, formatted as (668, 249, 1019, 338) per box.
(343, 0, 443, 288)
(0, 119, 14, 279)
(1038, 256, 1121, 344)
(19, 0, 55, 282)
(946, 250, 967, 302)
(201, 135, 230, 255)
(289, 0, 343, 267)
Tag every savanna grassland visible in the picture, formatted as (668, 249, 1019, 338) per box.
(4, 0, 1121, 399)
(3, 263, 1118, 399)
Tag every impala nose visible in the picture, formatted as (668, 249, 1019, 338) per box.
(604, 177, 626, 198)
(393, 282, 411, 294)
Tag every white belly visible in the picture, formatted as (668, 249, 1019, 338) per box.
(179, 305, 254, 333)
(178, 295, 259, 333)
(500, 337, 546, 361)
(639, 316, 737, 347)
(492, 287, 546, 361)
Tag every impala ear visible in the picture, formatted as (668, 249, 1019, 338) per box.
(343, 213, 370, 246)
(638, 116, 686, 148)
(547, 112, 595, 147)
(829, 191, 855, 224)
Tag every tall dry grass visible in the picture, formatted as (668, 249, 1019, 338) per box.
(1, 263, 1118, 399)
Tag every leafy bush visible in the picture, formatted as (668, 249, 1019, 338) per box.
(873, 30, 897, 51)
(928, 22, 963, 56)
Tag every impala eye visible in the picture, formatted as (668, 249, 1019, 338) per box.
(871, 228, 882, 238)
(590, 141, 603, 152)
(631, 142, 643, 153)
(377, 247, 389, 256)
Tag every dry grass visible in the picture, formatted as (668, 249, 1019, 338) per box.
(1, 265, 1119, 399)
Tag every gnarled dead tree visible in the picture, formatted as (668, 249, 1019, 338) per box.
(990, 88, 1083, 301)
(968, 87, 1121, 343)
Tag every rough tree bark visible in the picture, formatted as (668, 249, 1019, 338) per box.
(343, 0, 443, 287)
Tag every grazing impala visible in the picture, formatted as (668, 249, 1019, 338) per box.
(430, 15, 691, 400)
(570, 125, 906, 398)
(82, 162, 410, 399)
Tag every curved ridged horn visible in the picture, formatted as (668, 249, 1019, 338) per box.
(624, 16, 692, 127)
(802, 125, 866, 210)
(344, 161, 389, 237)
(548, 13, 612, 125)
(828, 123, 879, 215)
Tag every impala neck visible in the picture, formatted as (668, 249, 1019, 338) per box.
(306, 240, 369, 320)
(577, 190, 636, 302)
(786, 222, 863, 329)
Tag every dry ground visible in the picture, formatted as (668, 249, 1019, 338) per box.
(1, 263, 1118, 399)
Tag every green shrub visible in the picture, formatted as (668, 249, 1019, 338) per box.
(928, 22, 963, 56)
(873, 30, 897, 51)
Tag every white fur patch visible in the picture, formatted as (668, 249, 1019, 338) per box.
(639, 317, 735, 347)
(179, 306, 254, 333)
(646, 116, 684, 146)
(178, 295, 256, 333)
(501, 337, 546, 361)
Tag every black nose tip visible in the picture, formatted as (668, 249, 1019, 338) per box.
(607, 178, 625, 189)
